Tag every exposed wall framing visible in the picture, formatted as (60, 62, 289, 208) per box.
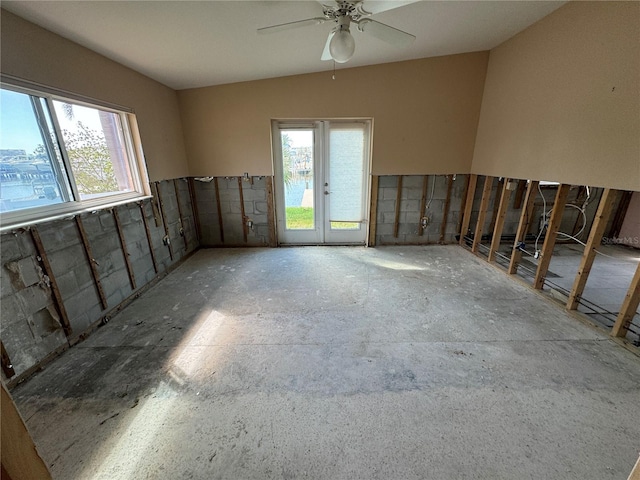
(1, 183, 196, 386)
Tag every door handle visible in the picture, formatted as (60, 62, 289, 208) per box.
(324, 191, 330, 195)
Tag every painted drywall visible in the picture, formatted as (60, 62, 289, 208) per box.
(178, 52, 489, 177)
(471, 1, 640, 191)
(0, 10, 188, 181)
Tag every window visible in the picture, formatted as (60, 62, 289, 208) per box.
(0, 82, 148, 228)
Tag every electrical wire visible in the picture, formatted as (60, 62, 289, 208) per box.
(534, 182, 548, 253)
(425, 174, 437, 212)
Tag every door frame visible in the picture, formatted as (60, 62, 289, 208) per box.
(271, 118, 373, 246)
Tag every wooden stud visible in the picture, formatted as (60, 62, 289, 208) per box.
(439, 175, 454, 244)
(512, 180, 527, 210)
(567, 189, 617, 310)
(488, 179, 513, 262)
(628, 455, 640, 480)
(214, 177, 225, 244)
(368, 175, 379, 246)
(459, 174, 478, 245)
(75, 216, 108, 310)
(265, 176, 277, 247)
(238, 177, 248, 243)
(112, 207, 136, 290)
(1, 340, 15, 378)
(488, 178, 504, 233)
(533, 184, 571, 289)
(187, 177, 202, 244)
(393, 175, 403, 238)
(508, 180, 540, 274)
(173, 179, 189, 252)
(150, 182, 162, 227)
(139, 202, 158, 274)
(30, 226, 73, 337)
(418, 175, 428, 236)
(155, 182, 174, 261)
(471, 176, 494, 253)
(1, 384, 53, 480)
(611, 260, 640, 338)
(456, 174, 471, 237)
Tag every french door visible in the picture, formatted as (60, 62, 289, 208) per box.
(273, 120, 371, 245)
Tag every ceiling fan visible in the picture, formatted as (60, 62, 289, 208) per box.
(258, 1, 417, 64)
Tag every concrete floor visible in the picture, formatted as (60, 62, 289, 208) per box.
(12, 246, 640, 480)
(494, 243, 640, 344)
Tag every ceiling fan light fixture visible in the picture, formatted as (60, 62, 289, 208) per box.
(329, 26, 355, 63)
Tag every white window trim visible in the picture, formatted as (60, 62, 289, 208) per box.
(0, 78, 150, 231)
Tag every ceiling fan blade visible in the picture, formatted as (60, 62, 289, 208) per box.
(357, 18, 415, 47)
(357, 0, 421, 15)
(258, 17, 327, 35)
(321, 31, 335, 61)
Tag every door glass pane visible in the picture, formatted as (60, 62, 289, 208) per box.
(281, 130, 314, 230)
(0, 89, 71, 213)
(329, 125, 364, 227)
(53, 100, 135, 200)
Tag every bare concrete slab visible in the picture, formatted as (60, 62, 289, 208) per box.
(11, 246, 640, 480)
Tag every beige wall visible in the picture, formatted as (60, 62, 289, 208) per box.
(472, 1, 640, 191)
(0, 10, 188, 181)
(178, 52, 488, 177)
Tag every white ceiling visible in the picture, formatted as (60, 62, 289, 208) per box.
(2, 1, 566, 90)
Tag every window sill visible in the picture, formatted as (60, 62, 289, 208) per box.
(0, 194, 153, 233)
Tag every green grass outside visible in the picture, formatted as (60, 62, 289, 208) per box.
(285, 207, 314, 229)
(285, 207, 359, 230)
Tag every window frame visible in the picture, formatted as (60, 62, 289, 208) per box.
(0, 77, 150, 231)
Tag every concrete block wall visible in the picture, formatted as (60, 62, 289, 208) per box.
(192, 176, 270, 247)
(1, 178, 198, 385)
(0, 230, 67, 379)
(375, 175, 467, 245)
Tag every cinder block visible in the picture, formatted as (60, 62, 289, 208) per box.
(79, 213, 103, 238)
(2, 318, 37, 361)
(4, 256, 41, 289)
(225, 178, 240, 189)
(376, 200, 396, 213)
(402, 188, 423, 201)
(255, 202, 268, 214)
(30, 307, 63, 337)
(375, 224, 394, 235)
(243, 188, 266, 202)
(404, 234, 430, 244)
(250, 214, 268, 224)
(16, 231, 37, 258)
(378, 176, 397, 188)
(402, 176, 424, 188)
(38, 220, 81, 252)
(378, 234, 406, 245)
(55, 269, 79, 296)
(0, 234, 21, 263)
(382, 188, 398, 200)
(67, 311, 91, 334)
(73, 262, 96, 292)
(0, 266, 17, 299)
(383, 212, 403, 224)
(0, 294, 26, 322)
(399, 200, 420, 213)
(64, 286, 101, 324)
(251, 177, 267, 188)
(16, 284, 52, 315)
(398, 223, 419, 236)
(99, 211, 117, 231)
